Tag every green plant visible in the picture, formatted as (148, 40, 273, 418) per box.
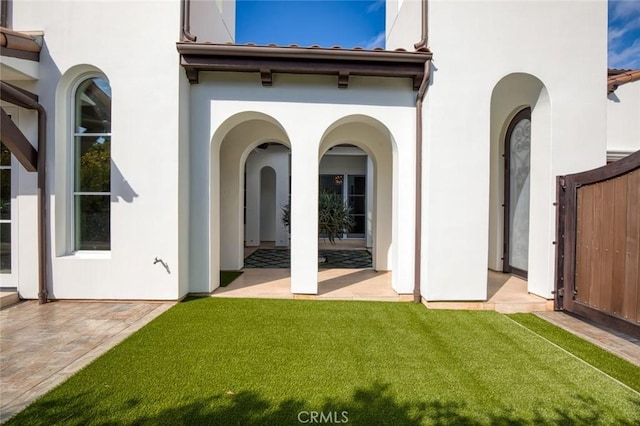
(281, 189, 355, 245)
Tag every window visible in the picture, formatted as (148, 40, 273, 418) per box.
(72, 77, 111, 250)
(319, 174, 366, 238)
(0, 143, 12, 272)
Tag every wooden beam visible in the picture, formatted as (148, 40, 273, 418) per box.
(0, 107, 37, 171)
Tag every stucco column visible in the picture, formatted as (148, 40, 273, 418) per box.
(290, 143, 318, 294)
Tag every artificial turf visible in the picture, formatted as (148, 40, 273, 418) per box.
(508, 313, 640, 392)
(7, 299, 640, 425)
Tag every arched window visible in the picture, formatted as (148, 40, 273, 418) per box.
(72, 76, 111, 250)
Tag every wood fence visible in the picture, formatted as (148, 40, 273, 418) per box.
(555, 150, 639, 338)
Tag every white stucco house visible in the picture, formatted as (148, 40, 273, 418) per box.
(0, 0, 638, 303)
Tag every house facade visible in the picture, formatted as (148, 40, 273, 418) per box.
(1, 0, 637, 303)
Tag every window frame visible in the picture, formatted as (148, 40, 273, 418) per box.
(69, 73, 112, 253)
(0, 134, 20, 284)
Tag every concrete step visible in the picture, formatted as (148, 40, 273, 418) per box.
(0, 291, 20, 308)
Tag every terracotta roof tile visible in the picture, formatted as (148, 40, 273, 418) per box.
(608, 69, 640, 94)
(218, 42, 416, 54)
(0, 26, 41, 61)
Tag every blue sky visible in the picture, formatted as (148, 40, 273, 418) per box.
(608, 0, 640, 69)
(237, 0, 640, 69)
(236, 0, 386, 49)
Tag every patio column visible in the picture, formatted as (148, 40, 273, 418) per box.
(290, 139, 318, 294)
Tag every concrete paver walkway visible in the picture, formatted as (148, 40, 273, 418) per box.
(0, 300, 174, 422)
(535, 311, 640, 367)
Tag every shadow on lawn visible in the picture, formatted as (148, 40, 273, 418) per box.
(7, 382, 640, 425)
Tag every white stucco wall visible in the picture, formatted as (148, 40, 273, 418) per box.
(10, 0, 188, 300)
(4, 0, 618, 302)
(189, 73, 416, 295)
(386, 0, 421, 50)
(245, 145, 290, 247)
(607, 81, 640, 158)
(191, 0, 235, 43)
(424, 0, 607, 300)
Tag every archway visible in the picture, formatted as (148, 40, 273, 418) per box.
(210, 112, 290, 289)
(318, 115, 398, 291)
(488, 73, 551, 298)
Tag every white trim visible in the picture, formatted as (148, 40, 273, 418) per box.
(607, 150, 633, 162)
(59, 250, 111, 260)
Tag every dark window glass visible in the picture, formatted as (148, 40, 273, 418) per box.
(0, 169, 10, 220)
(74, 136, 110, 193)
(0, 143, 11, 166)
(75, 78, 112, 134)
(74, 195, 111, 250)
(74, 77, 111, 251)
(0, 143, 11, 271)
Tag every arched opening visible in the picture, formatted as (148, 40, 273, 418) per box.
(488, 73, 551, 300)
(210, 112, 290, 290)
(243, 142, 291, 268)
(317, 115, 400, 295)
(317, 144, 372, 266)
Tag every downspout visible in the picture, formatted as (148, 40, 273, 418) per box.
(36, 106, 46, 304)
(413, 0, 430, 303)
(181, 0, 196, 42)
(414, 0, 428, 51)
(413, 62, 430, 303)
(1, 0, 8, 28)
(0, 82, 48, 303)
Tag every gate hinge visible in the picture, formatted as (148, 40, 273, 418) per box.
(556, 288, 564, 297)
(559, 176, 566, 189)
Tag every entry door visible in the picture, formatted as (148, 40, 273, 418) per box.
(503, 108, 531, 278)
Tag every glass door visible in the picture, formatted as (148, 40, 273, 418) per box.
(504, 108, 531, 278)
(0, 142, 17, 286)
(347, 175, 365, 238)
(319, 174, 366, 239)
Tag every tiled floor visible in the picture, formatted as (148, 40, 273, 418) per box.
(244, 248, 373, 268)
(212, 268, 553, 310)
(0, 300, 174, 422)
(212, 268, 410, 301)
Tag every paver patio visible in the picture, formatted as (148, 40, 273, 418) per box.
(0, 300, 173, 422)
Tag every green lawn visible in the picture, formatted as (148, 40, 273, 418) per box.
(7, 299, 640, 425)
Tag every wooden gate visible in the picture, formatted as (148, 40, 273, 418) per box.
(555, 150, 640, 338)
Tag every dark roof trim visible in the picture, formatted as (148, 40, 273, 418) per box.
(0, 107, 37, 171)
(177, 43, 432, 89)
(0, 26, 41, 61)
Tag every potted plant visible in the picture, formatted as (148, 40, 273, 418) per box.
(281, 189, 355, 246)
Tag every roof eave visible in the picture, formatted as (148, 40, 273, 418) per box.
(177, 43, 432, 89)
